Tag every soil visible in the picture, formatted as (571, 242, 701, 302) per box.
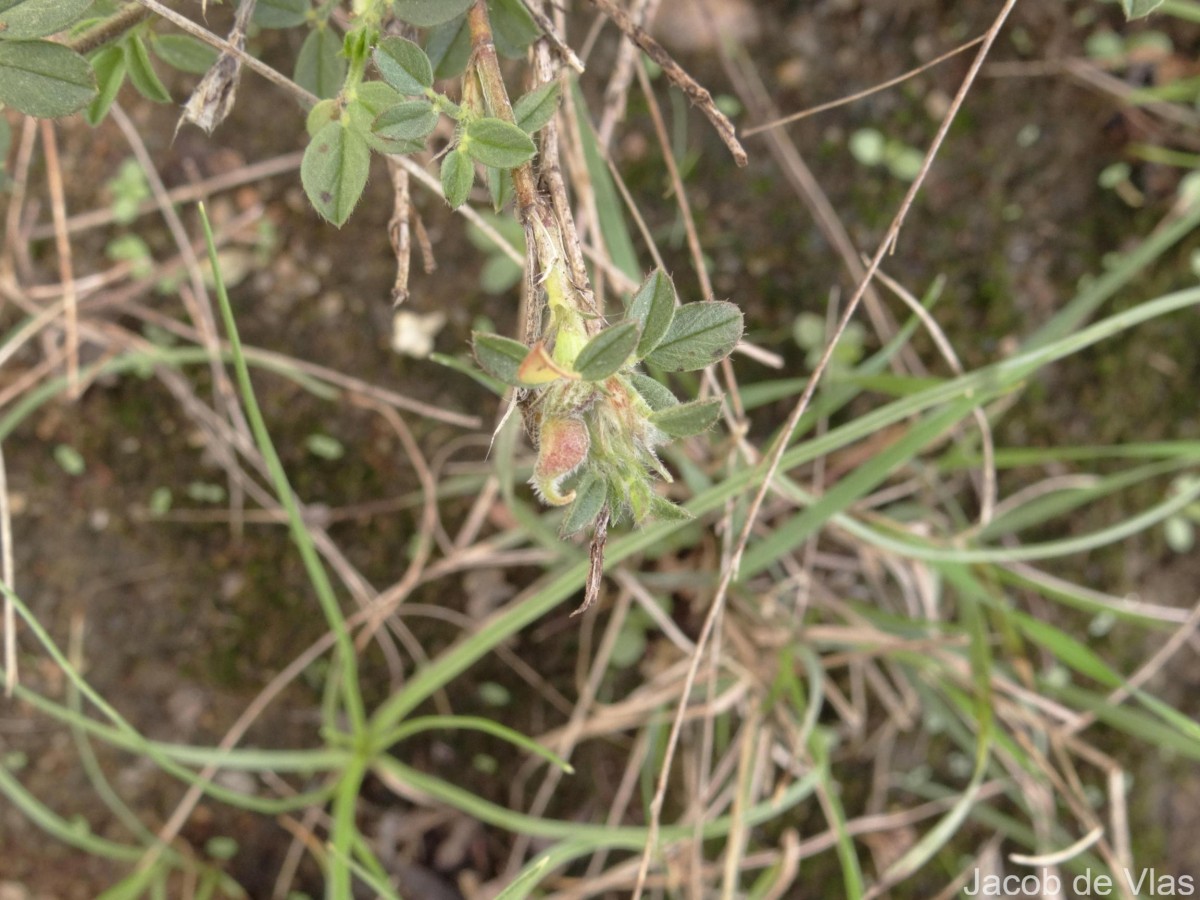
(2, 0, 1199, 897)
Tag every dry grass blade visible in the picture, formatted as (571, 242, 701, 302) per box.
(37, 121, 79, 397)
(630, 1, 1021, 895)
(134, 0, 318, 107)
(585, 0, 748, 166)
(1, 444, 14, 696)
(743, 34, 987, 135)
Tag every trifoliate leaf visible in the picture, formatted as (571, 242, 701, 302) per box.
(645, 301, 743, 372)
(513, 81, 560, 135)
(627, 269, 676, 358)
(649, 398, 722, 437)
(124, 35, 171, 103)
(253, 0, 308, 28)
(440, 146, 474, 209)
(295, 26, 346, 100)
(628, 373, 678, 411)
(561, 473, 606, 536)
(301, 120, 371, 226)
(573, 320, 640, 382)
(393, 0, 474, 27)
(463, 117, 536, 168)
(149, 34, 219, 75)
(0, 0, 92, 39)
(373, 100, 438, 142)
(373, 36, 433, 95)
(86, 44, 126, 126)
(351, 82, 425, 153)
(0, 40, 95, 117)
(472, 332, 528, 387)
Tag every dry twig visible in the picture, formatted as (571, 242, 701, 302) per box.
(585, 0, 748, 166)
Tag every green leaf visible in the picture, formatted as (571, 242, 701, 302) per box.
(0, 40, 95, 117)
(627, 269, 676, 358)
(426, 16, 470, 79)
(356, 81, 402, 113)
(463, 117, 536, 168)
(301, 120, 371, 226)
(650, 398, 722, 438)
(513, 81, 560, 135)
(628, 373, 678, 411)
(352, 82, 424, 153)
(472, 332, 528, 386)
(373, 100, 438, 142)
(53, 443, 85, 476)
(305, 97, 336, 136)
(645, 301, 743, 372)
(489, 0, 541, 57)
(253, 0, 308, 29)
(0, 0, 92, 39)
(487, 164, 513, 212)
(1121, 0, 1165, 18)
(124, 35, 171, 103)
(561, 473, 606, 536)
(573, 320, 640, 381)
(295, 26, 345, 100)
(440, 146, 474, 209)
(305, 433, 345, 460)
(85, 44, 125, 126)
(430, 351, 508, 396)
(148, 34, 219, 76)
(393, 0, 473, 27)
(649, 495, 693, 522)
(480, 253, 521, 293)
(373, 36, 432, 95)
(495, 855, 552, 900)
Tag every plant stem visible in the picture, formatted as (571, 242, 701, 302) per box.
(66, 3, 153, 55)
(465, 0, 602, 346)
(466, 1, 539, 217)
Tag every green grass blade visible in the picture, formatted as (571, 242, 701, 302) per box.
(197, 203, 365, 736)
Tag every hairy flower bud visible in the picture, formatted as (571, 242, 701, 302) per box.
(532, 416, 590, 505)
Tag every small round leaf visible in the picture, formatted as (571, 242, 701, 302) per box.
(440, 146, 474, 209)
(645, 301, 743, 372)
(393, 0, 474, 27)
(373, 100, 438, 142)
(0, 0, 93, 39)
(561, 473, 606, 536)
(513, 80, 560, 134)
(463, 117, 536, 169)
(149, 34, 219, 75)
(472, 332, 528, 387)
(649, 398, 722, 438)
(295, 26, 346, 100)
(301, 120, 371, 227)
(0, 40, 96, 118)
(124, 35, 171, 103)
(253, 0, 308, 28)
(627, 269, 676, 358)
(373, 36, 433, 95)
(628, 373, 678, 412)
(85, 44, 126, 126)
(573, 320, 640, 382)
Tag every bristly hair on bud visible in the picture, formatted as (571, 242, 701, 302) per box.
(531, 415, 589, 505)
